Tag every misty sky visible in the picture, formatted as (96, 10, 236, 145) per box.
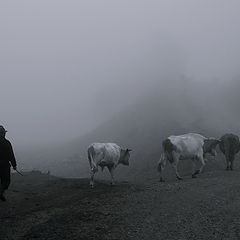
(1, 0, 240, 146)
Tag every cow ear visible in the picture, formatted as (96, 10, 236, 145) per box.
(127, 148, 132, 152)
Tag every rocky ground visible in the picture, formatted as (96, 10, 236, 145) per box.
(1, 169, 240, 240)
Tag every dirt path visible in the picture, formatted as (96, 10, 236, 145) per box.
(1, 170, 240, 240)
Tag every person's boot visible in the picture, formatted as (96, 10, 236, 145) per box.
(0, 186, 6, 202)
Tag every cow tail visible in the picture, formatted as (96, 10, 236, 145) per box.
(88, 147, 98, 173)
(162, 138, 175, 163)
(162, 139, 175, 153)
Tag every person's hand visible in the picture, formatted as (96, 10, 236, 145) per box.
(13, 166, 17, 171)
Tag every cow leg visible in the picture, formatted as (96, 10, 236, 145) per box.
(90, 170, 95, 188)
(170, 153, 182, 180)
(226, 161, 230, 170)
(193, 155, 205, 177)
(230, 161, 234, 171)
(225, 154, 231, 170)
(199, 155, 206, 174)
(171, 162, 182, 180)
(158, 154, 166, 182)
(108, 167, 115, 185)
(159, 166, 165, 182)
(230, 154, 235, 171)
(174, 166, 183, 180)
(192, 159, 198, 178)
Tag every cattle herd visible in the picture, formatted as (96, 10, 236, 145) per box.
(87, 133, 240, 187)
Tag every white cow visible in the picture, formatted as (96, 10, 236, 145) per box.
(87, 143, 131, 187)
(158, 133, 220, 182)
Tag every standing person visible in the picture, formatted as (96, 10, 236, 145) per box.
(0, 126, 17, 202)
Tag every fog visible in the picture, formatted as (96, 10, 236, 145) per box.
(1, 0, 240, 150)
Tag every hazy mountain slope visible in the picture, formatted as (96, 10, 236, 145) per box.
(20, 78, 240, 180)
(45, 79, 239, 179)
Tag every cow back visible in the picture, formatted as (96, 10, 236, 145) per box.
(89, 143, 121, 167)
(168, 133, 205, 158)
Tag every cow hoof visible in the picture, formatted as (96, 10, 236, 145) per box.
(159, 178, 165, 182)
(192, 174, 197, 178)
(194, 170, 200, 175)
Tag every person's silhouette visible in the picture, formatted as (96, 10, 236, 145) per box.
(0, 126, 17, 202)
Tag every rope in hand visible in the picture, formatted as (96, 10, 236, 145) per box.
(15, 169, 24, 176)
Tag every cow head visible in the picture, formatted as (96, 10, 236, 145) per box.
(119, 148, 132, 166)
(203, 138, 220, 157)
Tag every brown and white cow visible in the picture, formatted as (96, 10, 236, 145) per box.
(158, 133, 220, 182)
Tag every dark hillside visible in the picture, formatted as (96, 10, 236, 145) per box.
(2, 170, 240, 240)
